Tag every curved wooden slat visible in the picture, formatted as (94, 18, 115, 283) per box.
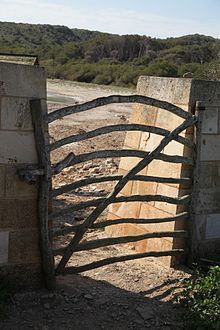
(51, 150, 193, 175)
(53, 230, 187, 256)
(49, 124, 194, 151)
(47, 95, 192, 123)
(51, 194, 190, 219)
(92, 211, 189, 229)
(60, 249, 185, 274)
(51, 212, 189, 237)
(51, 175, 192, 197)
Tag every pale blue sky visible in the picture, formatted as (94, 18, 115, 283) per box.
(0, 0, 219, 38)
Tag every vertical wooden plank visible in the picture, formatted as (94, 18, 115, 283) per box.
(189, 101, 205, 265)
(30, 99, 55, 289)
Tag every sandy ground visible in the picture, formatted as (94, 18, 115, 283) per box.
(0, 79, 191, 330)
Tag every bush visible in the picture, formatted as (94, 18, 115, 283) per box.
(179, 266, 220, 329)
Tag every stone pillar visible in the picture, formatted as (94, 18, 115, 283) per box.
(190, 80, 220, 263)
(107, 76, 220, 267)
(0, 62, 47, 288)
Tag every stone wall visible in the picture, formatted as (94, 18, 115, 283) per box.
(107, 76, 220, 267)
(0, 62, 47, 288)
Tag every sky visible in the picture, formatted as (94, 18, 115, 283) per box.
(0, 0, 219, 39)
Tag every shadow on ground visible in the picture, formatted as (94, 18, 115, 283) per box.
(0, 272, 187, 330)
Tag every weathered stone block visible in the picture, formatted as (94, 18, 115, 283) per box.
(106, 213, 126, 238)
(199, 161, 220, 189)
(0, 263, 43, 290)
(9, 230, 41, 264)
(195, 215, 207, 241)
(155, 108, 184, 131)
(137, 235, 173, 268)
(146, 160, 182, 179)
(0, 97, 32, 130)
(197, 240, 220, 262)
(124, 131, 142, 149)
(5, 165, 38, 198)
(129, 104, 158, 126)
(164, 140, 185, 157)
(0, 165, 5, 198)
(0, 131, 38, 163)
(0, 62, 46, 98)
(190, 79, 220, 107)
(201, 108, 219, 134)
(109, 201, 141, 219)
(200, 135, 220, 161)
(139, 203, 176, 243)
(137, 76, 192, 105)
(140, 133, 163, 152)
(206, 214, 220, 239)
(0, 231, 9, 264)
(0, 199, 38, 228)
(139, 202, 173, 218)
(154, 183, 179, 215)
(195, 188, 220, 214)
(119, 155, 142, 173)
(132, 180, 158, 197)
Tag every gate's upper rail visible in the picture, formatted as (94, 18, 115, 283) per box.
(47, 94, 193, 123)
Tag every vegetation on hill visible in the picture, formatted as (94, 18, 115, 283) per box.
(0, 22, 220, 87)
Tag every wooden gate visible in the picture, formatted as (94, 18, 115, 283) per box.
(26, 95, 198, 288)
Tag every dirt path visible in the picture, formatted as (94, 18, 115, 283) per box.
(1, 80, 190, 330)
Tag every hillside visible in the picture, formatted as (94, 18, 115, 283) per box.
(0, 21, 220, 87)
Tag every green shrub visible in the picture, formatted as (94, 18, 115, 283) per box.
(179, 266, 220, 329)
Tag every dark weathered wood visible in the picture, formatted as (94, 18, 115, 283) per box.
(51, 152, 75, 175)
(55, 115, 197, 273)
(51, 150, 193, 172)
(51, 175, 192, 197)
(189, 102, 205, 264)
(47, 95, 193, 123)
(51, 194, 190, 219)
(30, 99, 55, 289)
(49, 124, 194, 151)
(73, 230, 187, 252)
(92, 211, 189, 229)
(52, 211, 189, 237)
(60, 249, 185, 274)
(54, 230, 187, 255)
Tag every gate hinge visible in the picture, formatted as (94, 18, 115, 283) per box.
(17, 167, 45, 184)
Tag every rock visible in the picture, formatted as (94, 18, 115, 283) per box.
(43, 303, 50, 309)
(134, 318, 144, 325)
(84, 294, 93, 300)
(91, 167, 101, 174)
(136, 306, 154, 320)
